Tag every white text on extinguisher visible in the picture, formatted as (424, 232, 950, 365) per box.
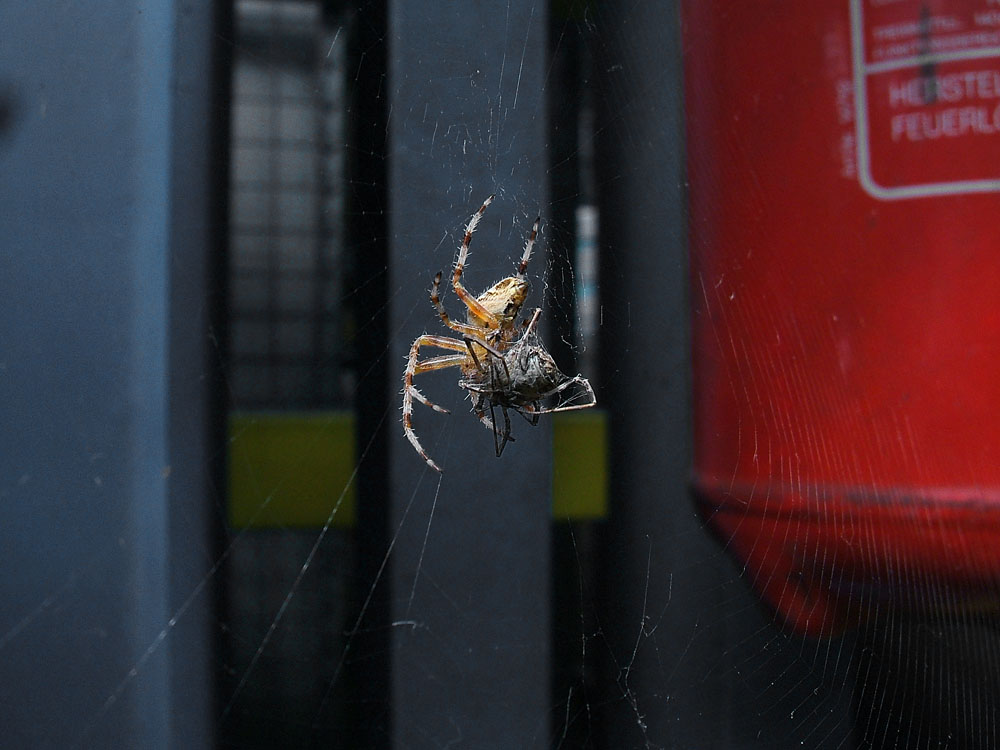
(891, 104, 1000, 141)
(888, 70, 1000, 107)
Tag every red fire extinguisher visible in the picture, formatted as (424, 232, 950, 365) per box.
(682, 0, 1000, 637)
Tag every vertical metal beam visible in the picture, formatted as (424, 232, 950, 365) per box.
(0, 2, 218, 747)
(387, 1, 551, 746)
(349, 0, 392, 745)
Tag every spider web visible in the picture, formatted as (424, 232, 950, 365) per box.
(7, 1, 1000, 749)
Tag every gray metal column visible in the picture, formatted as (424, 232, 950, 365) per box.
(387, 1, 551, 746)
(0, 2, 219, 747)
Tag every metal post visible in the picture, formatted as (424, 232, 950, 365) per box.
(386, 0, 551, 746)
(0, 2, 220, 747)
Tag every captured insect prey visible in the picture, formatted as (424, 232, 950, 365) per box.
(459, 308, 597, 460)
(402, 196, 597, 472)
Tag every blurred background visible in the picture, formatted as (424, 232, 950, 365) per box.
(4, 1, 1000, 748)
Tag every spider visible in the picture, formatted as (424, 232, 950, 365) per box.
(402, 195, 597, 471)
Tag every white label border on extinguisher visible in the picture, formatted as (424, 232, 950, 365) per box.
(850, 0, 1000, 200)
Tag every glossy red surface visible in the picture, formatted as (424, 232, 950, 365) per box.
(683, 0, 1000, 637)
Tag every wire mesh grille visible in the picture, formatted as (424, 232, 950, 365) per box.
(228, 0, 347, 410)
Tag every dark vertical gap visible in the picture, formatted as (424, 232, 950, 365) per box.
(547, 14, 581, 747)
(546, 15, 579, 374)
(551, 523, 607, 749)
(210, 4, 235, 748)
(593, 0, 633, 740)
(345, 1, 390, 747)
(548, 6, 607, 748)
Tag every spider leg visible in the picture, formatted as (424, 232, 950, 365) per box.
(463, 388, 503, 432)
(490, 401, 501, 458)
(403, 334, 471, 472)
(516, 216, 539, 279)
(480, 346, 514, 458)
(456, 337, 520, 452)
(406, 335, 470, 411)
(409, 334, 468, 355)
(408, 354, 469, 411)
(523, 307, 543, 335)
(522, 374, 598, 415)
(429, 271, 495, 338)
(489, 400, 500, 456)
(463, 334, 511, 387)
(487, 400, 514, 458)
(529, 405, 540, 426)
(452, 196, 502, 331)
(494, 404, 513, 457)
(513, 404, 541, 426)
(415, 353, 468, 371)
(455, 355, 517, 444)
(470, 391, 498, 432)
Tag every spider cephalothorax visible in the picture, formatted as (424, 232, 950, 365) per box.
(472, 276, 530, 331)
(402, 196, 596, 471)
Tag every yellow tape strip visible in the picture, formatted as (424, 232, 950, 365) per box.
(552, 409, 609, 520)
(228, 411, 357, 529)
(227, 408, 607, 527)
